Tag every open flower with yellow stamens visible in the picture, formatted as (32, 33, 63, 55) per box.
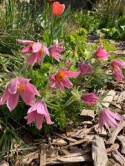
(49, 68, 80, 92)
(17, 39, 49, 66)
(0, 78, 40, 111)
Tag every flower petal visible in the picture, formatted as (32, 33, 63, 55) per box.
(8, 78, 18, 94)
(7, 93, 19, 111)
(36, 114, 44, 130)
(0, 89, 10, 105)
(17, 39, 34, 45)
(20, 89, 36, 106)
(61, 78, 72, 88)
(43, 46, 49, 55)
(21, 46, 32, 53)
(25, 111, 37, 124)
(32, 42, 42, 53)
(27, 53, 37, 66)
(36, 51, 43, 65)
(64, 70, 80, 77)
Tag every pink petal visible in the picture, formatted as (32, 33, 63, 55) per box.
(8, 78, 18, 94)
(36, 51, 43, 65)
(43, 46, 49, 55)
(7, 93, 19, 111)
(0, 89, 10, 105)
(27, 53, 37, 66)
(17, 39, 34, 45)
(43, 103, 53, 124)
(32, 42, 42, 53)
(26, 83, 40, 97)
(18, 78, 31, 84)
(61, 78, 72, 88)
(64, 70, 80, 77)
(51, 51, 63, 61)
(20, 89, 36, 106)
(21, 46, 32, 53)
(36, 114, 44, 129)
(25, 111, 37, 124)
(57, 82, 65, 92)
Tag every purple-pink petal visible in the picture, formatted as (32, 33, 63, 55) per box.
(36, 51, 43, 65)
(43, 46, 49, 55)
(36, 114, 44, 130)
(27, 53, 37, 66)
(61, 78, 73, 88)
(0, 89, 10, 105)
(7, 93, 19, 111)
(20, 89, 36, 106)
(7, 78, 18, 94)
(32, 42, 42, 53)
(21, 46, 32, 53)
(17, 39, 34, 45)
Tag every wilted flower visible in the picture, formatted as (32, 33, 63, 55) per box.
(0, 78, 40, 111)
(99, 109, 123, 130)
(25, 100, 53, 130)
(52, 1, 65, 17)
(111, 59, 125, 82)
(79, 62, 93, 75)
(49, 41, 65, 61)
(17, 39, 49, 65)
(49, 68, 80, 92)
(95, 44, 109, 60)
(81, 93, 99, 106)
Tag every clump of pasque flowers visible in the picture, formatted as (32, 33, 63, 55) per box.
(0, 4, 125, 131)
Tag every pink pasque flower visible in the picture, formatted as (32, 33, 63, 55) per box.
(49, 41, 65, 61)
(25, 100, 53, 130)
(0, 78, 40, 111)
(49, 68, 80, 92)
(17, 39, 49, 65)
(81, 93, 99, 106)
(95, 44, 109, 60)
(99, 109, 123, 130)
(79, 62, 93, 75)
(111, 59, 125, 82)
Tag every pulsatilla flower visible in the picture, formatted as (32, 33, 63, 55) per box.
(49, 68, 80, 92)
(99, 109, 123, 130)
(49, 41, 65, 61)
(95, 44, 109, 60)
(81, 93, 99, 106)
(25, 100, 53, 130)
(79, 62, 93, 75)
(111, 59, 125, 82)
(52, 1, 65, 17)
(0, 78, 40, 111)
(17, 39, 49, 65)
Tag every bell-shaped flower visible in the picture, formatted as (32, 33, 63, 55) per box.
(111, 59, 125, 82)
(17, 39, 49, 66)
(79, 62, 93, 75)
(0, 78, 40, 111)
(49, 41, 65, 61)
(81, 93, 99, 106)
(52, 1, 65, 17)
(99, 109, 123, 130)
(49, 68, 80, 92)
(25, 100, 53, 130)
(95, 44, 109, 60)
